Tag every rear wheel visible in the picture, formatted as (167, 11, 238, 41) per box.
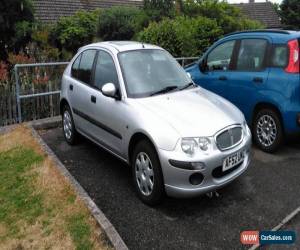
(62, 105, 79, 145)
(253, 108, 284, 153)
(132, 140, 165, 205)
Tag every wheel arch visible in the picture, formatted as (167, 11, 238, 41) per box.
(252, 102, 284, 132)
(60, 98, 70, 115)
(128, 132, 158, 165)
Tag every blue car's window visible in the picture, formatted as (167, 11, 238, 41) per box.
(207, 40, 235, 71)
(236, 39, 267, 71)
(94, 50, 119, 90)
(271, 45, 288, 68)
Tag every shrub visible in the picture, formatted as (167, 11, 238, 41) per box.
(97, 6, 145, 41)
(50, 10, 100, 53)
(182, 0, 264, 34)
(138, 16, 222, 57)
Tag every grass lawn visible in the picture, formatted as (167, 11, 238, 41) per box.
(0, 125, 111, 250)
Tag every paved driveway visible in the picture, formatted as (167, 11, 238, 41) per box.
(40, 127, 300, 250)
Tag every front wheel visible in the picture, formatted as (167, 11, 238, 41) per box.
(132, 140, 165, 205)
(253, 109, 284, 153)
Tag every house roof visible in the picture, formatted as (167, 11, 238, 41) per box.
(32, 0, 143, 23)
(233, 2, 282, 29)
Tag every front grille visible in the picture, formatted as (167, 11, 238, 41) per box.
(216, 126, 243, 151)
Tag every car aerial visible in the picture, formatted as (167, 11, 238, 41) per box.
(60, 41, 252, 205)
(186, 29, 300, 153)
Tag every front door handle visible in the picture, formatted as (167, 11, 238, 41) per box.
(219, 76, 227, 81)
(91, 95, 96, 103)
(69, 84, 73, 91)
(253, 77, 263, 83)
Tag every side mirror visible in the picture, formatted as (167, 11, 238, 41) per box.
(101, 83, 120, 100)
(186, 72, 192, 78)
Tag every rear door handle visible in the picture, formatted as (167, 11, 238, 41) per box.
(219, 76, 227, 81)
(253, 77, 263, 83)
(69, 84, 73, 91)
(91, 95, 96, 103)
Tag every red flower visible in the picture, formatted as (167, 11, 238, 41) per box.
(0, 61, 8, 81)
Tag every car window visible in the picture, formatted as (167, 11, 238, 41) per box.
(94, 51, 119, 90)
(207, 40, 235, 71)
(71, 54, 81, 79)
(271, 45, 288, 68)
(236, 39, 267, 71)
(77, 50, 97, 84)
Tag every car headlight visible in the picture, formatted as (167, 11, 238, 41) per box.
(181, 138, 197, 155)
(181, 137, 212, 155)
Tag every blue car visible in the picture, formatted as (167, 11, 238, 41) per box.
(186, 30, 300, 153)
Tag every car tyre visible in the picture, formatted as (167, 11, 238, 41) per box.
(253, 108, 284, 153)
(62, 105, 79, 145)
(132, 140, 165, 205)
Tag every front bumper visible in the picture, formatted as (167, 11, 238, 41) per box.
(158, 133, 252, 198)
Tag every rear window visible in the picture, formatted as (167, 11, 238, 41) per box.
(270, 45, 288, 68)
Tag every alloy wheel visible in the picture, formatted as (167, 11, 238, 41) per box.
(256, 114, 277, 147)
(63, 110, 72, 140)
(135, 152, 154, 196)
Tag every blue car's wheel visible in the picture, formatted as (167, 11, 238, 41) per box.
(253, 109, 284, 153)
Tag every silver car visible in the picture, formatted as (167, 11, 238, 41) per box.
(60, 41, 252, 205)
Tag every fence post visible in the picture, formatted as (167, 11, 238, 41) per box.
(14, 65, 22, 123)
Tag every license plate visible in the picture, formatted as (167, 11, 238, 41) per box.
(222, 151, 244, 171)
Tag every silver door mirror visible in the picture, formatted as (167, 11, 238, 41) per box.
(102, 83, 117, 98)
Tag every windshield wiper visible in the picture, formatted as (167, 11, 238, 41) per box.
(150, 85, 179, 96)
(179, 82, 196, 91)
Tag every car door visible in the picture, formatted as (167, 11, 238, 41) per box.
(87, 49, 128, 157)
(228, 38, 270, 121)
(193, 39, 237, 99)
(68, 49, 98, 134)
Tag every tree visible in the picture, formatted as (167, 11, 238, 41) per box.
(280, 0, 300, 29)
(0, 0, 34, 60)
(143, 0, 176, 22)
(182, 0, 263, 34)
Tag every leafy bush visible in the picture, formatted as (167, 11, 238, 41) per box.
(97, 6, 145, 41)
(138, 16, 222, 57)
(182, 0, 263, 34)
(50, 10, 100, 53)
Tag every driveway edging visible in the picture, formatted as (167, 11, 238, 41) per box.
(28, 122, 128, 250)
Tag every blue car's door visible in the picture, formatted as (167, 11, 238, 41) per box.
(191, 39, 237, 100)
(226, 38, 270, 122)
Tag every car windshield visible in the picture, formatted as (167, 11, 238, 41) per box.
(118, 49, 192, 98)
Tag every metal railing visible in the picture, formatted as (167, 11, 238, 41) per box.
(13, 57, 199, 123)
(14, 62, 69, 123)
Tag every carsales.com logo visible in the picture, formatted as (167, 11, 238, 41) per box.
(241, 231, 296, 246)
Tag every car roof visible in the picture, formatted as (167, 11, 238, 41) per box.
(80, 41, 163, 53)
(221, 29, 300, 44)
